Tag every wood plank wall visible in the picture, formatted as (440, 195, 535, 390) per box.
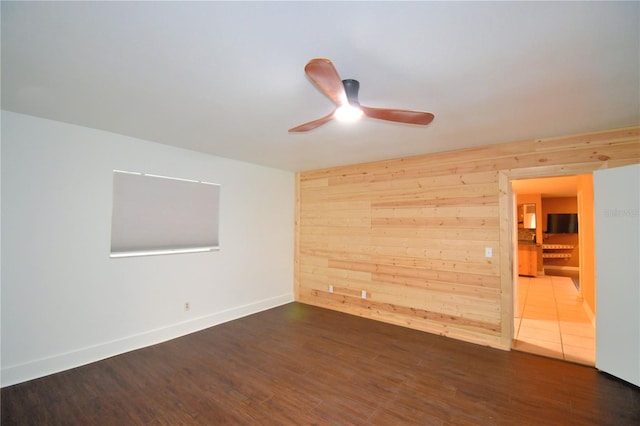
(295, 127, 640, 350)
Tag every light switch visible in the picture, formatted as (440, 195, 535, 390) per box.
(485, 247, 493, 258)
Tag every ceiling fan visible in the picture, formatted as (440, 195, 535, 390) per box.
(289, 58, 435, 132)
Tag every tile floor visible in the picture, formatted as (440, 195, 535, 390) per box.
(513, 274, 595, 366)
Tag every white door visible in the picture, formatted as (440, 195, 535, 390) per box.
(594, 163, 640, 386)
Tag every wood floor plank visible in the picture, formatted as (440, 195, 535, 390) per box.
(2, 302, 639, 425)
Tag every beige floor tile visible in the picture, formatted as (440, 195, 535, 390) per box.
(519, 318, 558, 331)
(525, 303, 557, 312)
(558, 312, 589, 322)
(513, 337, 563, 360)
(555, 298, 582, 306)
(521, 310, 558, 321)
(528, 286, 554, 292)
(563, 344, 595, 366)
(518, 325, 561, 343)
(523, 295, 553, 303)
(561, 333, 595, 349)
(559, 322, 595, 338)
(514, 274, 595, 366)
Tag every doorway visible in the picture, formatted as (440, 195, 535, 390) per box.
(510, 174, 595, 366)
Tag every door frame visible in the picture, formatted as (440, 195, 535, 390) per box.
(498, 164, 600, 349)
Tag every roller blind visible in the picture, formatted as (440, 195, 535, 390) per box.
(110, 170, 220, 257)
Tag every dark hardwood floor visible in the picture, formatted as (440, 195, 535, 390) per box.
(2, 302, 639, 425)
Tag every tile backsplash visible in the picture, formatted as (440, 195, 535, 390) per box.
(518, 228, 536, 242)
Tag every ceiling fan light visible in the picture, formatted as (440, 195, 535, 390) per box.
(334, 104, 363, 122)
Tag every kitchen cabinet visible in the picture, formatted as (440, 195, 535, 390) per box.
(518, 244, 537, 276)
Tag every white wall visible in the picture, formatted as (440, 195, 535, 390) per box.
(1, 111, 295, 386)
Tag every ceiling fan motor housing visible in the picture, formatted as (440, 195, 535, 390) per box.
(342, 79, 360, 106)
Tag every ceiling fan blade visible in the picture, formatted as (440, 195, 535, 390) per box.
(304, 58, 347, 106)
(288, 110, 336, 132)
(360, 106, 434, 125)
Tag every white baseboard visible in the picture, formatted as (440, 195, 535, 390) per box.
(1, 293, 293, 387)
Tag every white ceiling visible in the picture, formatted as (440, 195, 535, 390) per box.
(2, 1, 639, 172)
(512, 175, 578, 198)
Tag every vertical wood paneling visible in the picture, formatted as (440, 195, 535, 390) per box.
(295, 127, 640, 349)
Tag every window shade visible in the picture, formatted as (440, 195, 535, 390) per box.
(110, 171, 220, 257)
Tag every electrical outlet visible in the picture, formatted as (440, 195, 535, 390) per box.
(328, 285, 334, 293)
(361, 290, 367, 299)
(184, 302, 190, 311)
(485, 247, 493, 258)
